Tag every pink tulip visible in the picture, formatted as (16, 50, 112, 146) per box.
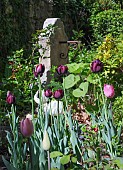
(6, 91, 15, 104)
(103, 84, 115, 98)
(20, 118, 34, 137)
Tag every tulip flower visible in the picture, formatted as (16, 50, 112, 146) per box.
(56, 65, 68, 75)
(44, 89, 52, 98)
(53, 89, 64, 99)
(6, 91, 15, 104)
(20, 118, 34, 137)
(42, 131, 50, 150)
(34, 64, 45, 77)
(94, 127, 98, 133)
(103, 84, 115, 98)
(90, 59, 103, 73)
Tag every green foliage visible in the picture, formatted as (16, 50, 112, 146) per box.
(113, 92, 123, 125)
(90, 9, 123, 41)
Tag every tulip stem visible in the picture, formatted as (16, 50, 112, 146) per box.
(38, 75, 43, 128)
(47, 150, 51, 170)
(31, 85, 35, 135)
(28, 138, 33, 170)
(57, 100, 60, 131)
(98, 75, 108, 121)
(49, 98, 53, 125)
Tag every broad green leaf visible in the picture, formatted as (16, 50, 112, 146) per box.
(50, 151, 63, 158)
(71, 157, 77, 163)
(73, 82, 88, 97)
(113, 157, 123, 168)
(67, 63, 80, 73)
(73, 88, 85, 97)
(87, 75, 96, 84)
(60, 155, 70, 165)
(63, 74, 80, 89)
(79, 82, 89, 95)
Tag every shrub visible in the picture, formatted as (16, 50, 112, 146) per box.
(90, 9, 123, 41)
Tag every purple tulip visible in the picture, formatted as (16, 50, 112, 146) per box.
(34, 64, 45, 77)
(103, 84, 115, 98)
(56, 65, 68, 75)
(20, 118, 34, 137)
(6, 91, 15, 104)
(90, 59, 103, 73)
(53, 89, 64, 99)
(44, 89, 52, 98)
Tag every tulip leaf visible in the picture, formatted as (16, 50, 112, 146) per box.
(50, 151, 63, 158)
(70, 130, 78, 153)
(2, 156, 17, 170)
(63, 74, 80, 89)
(60, 155, 70, 165)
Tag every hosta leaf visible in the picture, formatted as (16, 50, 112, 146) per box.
(63, 74, 80, 89)
(73, 88, 84, 97)
(79, 82, 89, 95)
(67, 63, 80, 73)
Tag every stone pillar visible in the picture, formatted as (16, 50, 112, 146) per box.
(39, 18, 68, 84)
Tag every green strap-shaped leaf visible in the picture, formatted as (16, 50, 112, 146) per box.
(2, 156, 17, 170)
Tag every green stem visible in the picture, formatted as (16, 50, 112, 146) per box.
(31, 85, 35, 135)
(38, 75, 43, 128)
(49, 98, 53, 125)
(11, 104, 17, 168)
(47, 150, 51, 170)
(97, 75, 108, 121)
(57, 100, 60, 131)
(63, 77, 68, 110)
(28, 138, 33, 170)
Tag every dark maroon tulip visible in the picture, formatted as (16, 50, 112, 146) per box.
(44, 89, 52, 98)
(6, 91, 15, 104)
(20, 118, 34, 137)
(53, 89, 64, 99)
(56, 65, 68, 75)
(33, 71, 43, 78)
(34, 64, 45, 77)
(90, 59, 103, 73)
